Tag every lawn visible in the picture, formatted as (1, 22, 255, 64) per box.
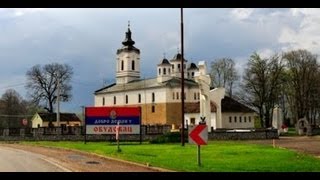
(24, 141, 320, 172)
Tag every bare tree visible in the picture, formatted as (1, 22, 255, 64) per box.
(210, 58, 239, 97)
(239, 52, 284, 127)
(0, 89, 26, 128)
(25, 63, 73, 113)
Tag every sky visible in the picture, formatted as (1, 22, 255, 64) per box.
(0, 8, 319, 113)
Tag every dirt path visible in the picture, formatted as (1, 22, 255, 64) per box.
(247, 136, 320, 157)
(0, 143, 168, 172)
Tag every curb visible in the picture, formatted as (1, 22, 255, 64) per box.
(16, 143, 175, 172)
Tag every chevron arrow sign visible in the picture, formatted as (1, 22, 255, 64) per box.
(188, 125, 208, 145)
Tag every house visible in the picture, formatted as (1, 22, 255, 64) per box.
(220, 96, 257, 129)
(31, 112, 82, 128)
(184, 96, 257, 129)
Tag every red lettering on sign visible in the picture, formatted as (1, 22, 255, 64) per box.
(94, 127, 98, 132)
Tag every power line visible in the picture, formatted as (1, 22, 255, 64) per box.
(0, 114, 34, 117)
(0, 83, 26, 90)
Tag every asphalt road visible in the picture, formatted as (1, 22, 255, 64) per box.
(0, 146, 70, 172)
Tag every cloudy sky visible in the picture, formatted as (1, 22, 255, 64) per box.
(0, 8, 319, 113)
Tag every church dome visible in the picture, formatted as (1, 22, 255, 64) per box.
(170, 53, 187, 62)
(158, 58, 171, 66)
(188, 63, 199, 70)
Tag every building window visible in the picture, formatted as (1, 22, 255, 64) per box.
(172, 64, 174, 70)
(249, 116, 252, 123)
(168, 68, 171, 74)
(197, 92, 200, 100)
(113, 96, 116, 105)
(173, 92, 175, 100)
(187, 72, 190, 78)
(102, 97, 105, 106)
(229, 116, 232, 123)
(126, 95, 128, 104)
(152, 105, 155, 113)
(194, 92, 197, 100)
(163, 68, 166, 75)
(121, 60, 124, 71)
(190, 118, 195, 125)
(159, 68, 161, 75)
(138, 94, 141, 103)
(132, 60, 135, 70)
(244, 116, 247, 123)
(178, 64, 181, 71)
(234, 116, 237, 123)
(152, 92, 155, 102)
(176, 92, 179, 100)
(192, 72, 195, 77)
(239, 117, 242, 123)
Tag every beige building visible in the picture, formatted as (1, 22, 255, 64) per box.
(94, 25, 257, 129)
(31, 112, 81, 128)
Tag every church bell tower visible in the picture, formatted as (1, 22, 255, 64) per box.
(116, 22, 141, 84)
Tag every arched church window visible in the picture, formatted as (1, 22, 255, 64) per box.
(163, 68, 166, 75)
(121, 61, 124, 71)
(152, 92, 155, 102)
(126, 95, 128, 104)
(132, 60, 135, 70)
(159, 68, 161, 75)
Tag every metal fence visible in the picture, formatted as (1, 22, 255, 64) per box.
(0, 125, 171, 137)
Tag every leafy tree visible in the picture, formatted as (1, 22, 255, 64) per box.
(25, 63, 73, 113)
(282, 49, 320, 125)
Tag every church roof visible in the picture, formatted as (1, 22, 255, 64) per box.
(117, 26, 140, 54)
(95, 77, 198, 94)
(170, 53, 188, 62)
(184, 102, 217, 113)
(157, 58, 171, 66)
(188, 63, 199, 70)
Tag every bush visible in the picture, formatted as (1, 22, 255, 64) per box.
(150, 132, 181, 144)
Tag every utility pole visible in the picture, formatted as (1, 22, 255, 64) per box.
(180, 8, 185, 146)
(56, 72, 60, 127)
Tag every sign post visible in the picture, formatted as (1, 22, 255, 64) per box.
(116, 120, 121, 152)
(188, 124, 208, 166)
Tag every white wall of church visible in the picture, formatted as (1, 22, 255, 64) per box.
(95, 87, 169, 107)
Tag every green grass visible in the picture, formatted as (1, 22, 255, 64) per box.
(23, 141, 320, 172)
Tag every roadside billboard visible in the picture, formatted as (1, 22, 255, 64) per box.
(85, 107, 141, 135)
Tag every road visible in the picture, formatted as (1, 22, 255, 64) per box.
(0, 145, 69, 172)
(0, 143, 163, 172)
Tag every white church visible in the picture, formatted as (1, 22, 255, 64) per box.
(94, 25, 256, 130)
